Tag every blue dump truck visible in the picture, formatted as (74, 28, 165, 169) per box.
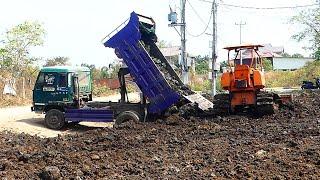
(32, 12, 213, 130)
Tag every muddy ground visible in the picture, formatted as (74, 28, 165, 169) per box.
(0, 91, 319, 179)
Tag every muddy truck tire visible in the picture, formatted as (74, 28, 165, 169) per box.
(45, 109, 65, 130)
(115, 111, 140, 125)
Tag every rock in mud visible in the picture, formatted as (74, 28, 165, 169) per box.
(39, 166, 61, 180)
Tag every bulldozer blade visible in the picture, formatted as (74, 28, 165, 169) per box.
(278, 94, 293, 104)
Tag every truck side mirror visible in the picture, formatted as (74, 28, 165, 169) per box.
(72, 75, 81, 108)
(73, 75, 79, 95)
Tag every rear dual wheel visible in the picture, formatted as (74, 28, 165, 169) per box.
(115, 111, 140, 125)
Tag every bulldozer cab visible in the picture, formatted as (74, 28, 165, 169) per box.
(224, 44, 264, 70)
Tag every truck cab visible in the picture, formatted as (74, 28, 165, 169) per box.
(32, 66, 92, 113)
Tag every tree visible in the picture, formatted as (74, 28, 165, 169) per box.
(81, 63, 96, 70)
(157, 40, 171, 48)
(195, 55, 209, 74)
(315, 49, 320, 60)
(281, 52, 291, 58)
(291, 53, 304, 58)
(100, 66, 109, 78)
(291, 6, 320, 60)
(0, 48, 10, 69)
(281, 52, 305, 58)
(262, 58, 273, 71)
(1, 21, 45, 76)
(106, 62, 121, 78)
(81, 63, 99, 80)
(44, 56, 70, 67)
(96, 62, 122, 79)
(219, 60, 228, 72)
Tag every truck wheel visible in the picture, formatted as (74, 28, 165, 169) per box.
(115, 111, 140, 125)
(45, 109, 65, 130)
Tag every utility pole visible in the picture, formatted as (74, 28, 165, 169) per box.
(180, 0, 188, 84)
(212, 0, 217, 96)
(235, 21, 246, 64)
(235, 21, 246, 44)
(168, 1, 188, 84)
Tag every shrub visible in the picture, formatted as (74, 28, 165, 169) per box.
(265, 60, 320, 88)
(92, 84, 112, 97)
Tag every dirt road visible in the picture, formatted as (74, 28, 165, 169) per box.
(0, 93, 139, 138)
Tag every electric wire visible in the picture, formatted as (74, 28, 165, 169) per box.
(219, 3, 318, 10)
(218, 5, 297, 21)
(186, 0, 212, 30)
(195, 0, 318, 10)
(186, 12, 213, 37)
(186, 0, 214, 37)
(196, 0, 214, 3)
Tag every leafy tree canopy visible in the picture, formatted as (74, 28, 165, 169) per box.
(44, 56, 70, 67)
(291, 5, 320, 60)
(195, 55, 210, 74)
(0, 21, 46, 76)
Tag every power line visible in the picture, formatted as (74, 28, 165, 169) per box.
(235, 21, 246, 44)
(196, 0, 214, 3)
(186, 0, 212, 30)
(220, 3, 318, 10)
(186, 0, 214, 37)
(194, 0, 318, 10)
(186, 12, 212, 37)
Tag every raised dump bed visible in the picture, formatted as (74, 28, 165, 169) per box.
(103, 12, 213, 114)
(103, 12, 180, 114)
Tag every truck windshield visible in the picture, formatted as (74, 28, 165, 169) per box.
(44, 73, 56, 86)
(78, 72, 90, 87)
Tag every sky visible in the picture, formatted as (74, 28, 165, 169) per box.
(0, 0, 318, 67)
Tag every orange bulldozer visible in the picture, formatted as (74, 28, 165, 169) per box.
(213, 44, 290, 115)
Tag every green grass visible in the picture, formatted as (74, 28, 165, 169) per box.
(266, 61, 320, 88)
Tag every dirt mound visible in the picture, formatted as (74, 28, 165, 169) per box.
(0, 91, 320, 179)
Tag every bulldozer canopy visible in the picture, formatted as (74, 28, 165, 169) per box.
(224, 44, 264, 51)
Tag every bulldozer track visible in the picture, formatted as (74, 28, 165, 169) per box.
(255, 91, 278, 116)
(209, 92, 282, 117)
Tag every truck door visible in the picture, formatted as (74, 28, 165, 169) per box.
(33, 72, 58, 104)
(56, 73, 70, 102)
